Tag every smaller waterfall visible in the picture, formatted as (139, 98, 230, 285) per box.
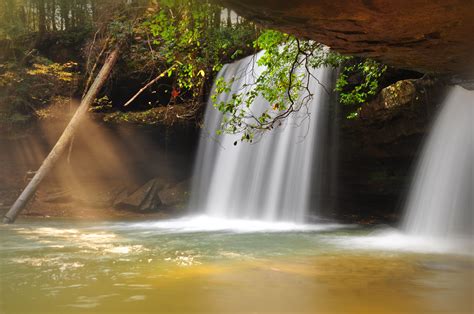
(402, 86, 473, 238)
(189, 53, 334, 222)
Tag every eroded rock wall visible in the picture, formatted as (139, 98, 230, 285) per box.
(219, 0, 474, 74)
(332, 79, 448, 223)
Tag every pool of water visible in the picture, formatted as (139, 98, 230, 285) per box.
(1, 216, 473, 313)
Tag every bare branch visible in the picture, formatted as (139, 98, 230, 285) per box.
(123, 64, 177, 107)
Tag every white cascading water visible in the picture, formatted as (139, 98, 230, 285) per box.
(402, 86, 473, 238)
(329, 85, 472, 255)
(189, 53, 334, 222)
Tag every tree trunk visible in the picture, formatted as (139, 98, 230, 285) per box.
(213, 7, 221, 28)
(37, 0, 46, 36)
(227, 9, 232, 27)
(3, 49, 120, 224)
(51, 0, 57, 32)
(60, 0, 70, 31)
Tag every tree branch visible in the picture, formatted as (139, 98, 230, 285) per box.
(123, 64, 177, 107)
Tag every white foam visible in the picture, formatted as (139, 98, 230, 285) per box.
(120, 215, 344, 234)
(329, 228, 474, 256)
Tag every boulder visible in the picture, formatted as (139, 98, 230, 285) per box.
(112, 188, 129, 207)
(114, 178, 170, 211)
(359, 80, 417, 121)
(158, 180, 190, 207)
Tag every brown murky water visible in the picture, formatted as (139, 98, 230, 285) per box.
(1, 218, 472, 313)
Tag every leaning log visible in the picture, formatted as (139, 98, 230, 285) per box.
(3, 49, 120, 224)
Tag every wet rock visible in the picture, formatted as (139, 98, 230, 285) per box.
(158, 180, 190, 207)
(360, 80, 417, 121)
(335, 78, 447, 220)
(114, 178, 170, 211)
(450, 76, 474, 91)
(112, 188, 129, 207)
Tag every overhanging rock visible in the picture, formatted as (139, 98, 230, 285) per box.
(218, 0, 474, 74)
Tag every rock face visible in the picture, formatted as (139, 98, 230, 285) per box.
(113, 178, 190, 211)
(333, 78, 447, 221)
(220, 0, 474, 74)
(158, 180, 190, 207)
(359, 79, 418, 121)
(114, 178, 169, 211)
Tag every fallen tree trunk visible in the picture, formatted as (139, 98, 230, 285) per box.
(3, 49, 120, 224)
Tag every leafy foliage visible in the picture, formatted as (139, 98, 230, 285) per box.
(27, 60, 77, 81)
(211, 30, 348, 141)
(335, 59, 387, 107)
(0, 56, 78, 134)
(129, 0, 259, 108)
(0, 0, 390, 136)
(210, 29, 390, 139)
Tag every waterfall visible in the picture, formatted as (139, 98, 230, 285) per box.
(189, 53, 334, 222)
(402, 86, 473, 238)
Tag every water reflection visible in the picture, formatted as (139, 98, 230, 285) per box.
(0, 219, 472, 313)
